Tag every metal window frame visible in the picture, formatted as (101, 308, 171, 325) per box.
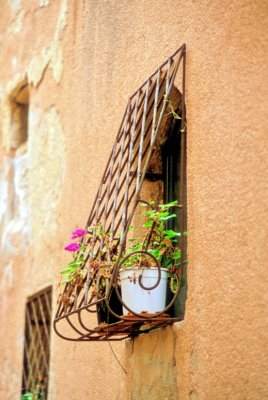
(54, 44, 186, 341)
(21, 286, 52, 398)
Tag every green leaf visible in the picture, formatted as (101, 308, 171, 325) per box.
(164, 229, 181, 237)
(173, 250, 181, 259)
(158, 211, 169, 218)
(67, 261, 77, 267)
(129, 243, 142, 251)
(143, 220, 154, 228)
(21, 393, 33, 400)
(159, 213, 176, 221)
(162, 257, 173, 267)
(60, 269, 72, 275)
(149, 249, 160, 259)
(159, 200, 178, 208)
(75, 260, 84, 265)
(143, 211, 154, 217)
(128, 237, 140, 242)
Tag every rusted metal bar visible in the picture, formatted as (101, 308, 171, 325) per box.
(22, 287, 52, 397)
(136, 79, 151, 192)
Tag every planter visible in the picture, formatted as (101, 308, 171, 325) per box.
(119, 267, 168, 315)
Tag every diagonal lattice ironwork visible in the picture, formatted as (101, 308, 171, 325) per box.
(22, 287, 52, 398)
(54, 44, 186, 341)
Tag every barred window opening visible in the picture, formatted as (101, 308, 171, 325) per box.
(21, 287, 52, 399)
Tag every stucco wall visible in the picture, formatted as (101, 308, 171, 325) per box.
(0, 1, 267, 399)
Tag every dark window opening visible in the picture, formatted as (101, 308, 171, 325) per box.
(21, 287, 52, 400)
(162, 114, 187, 318)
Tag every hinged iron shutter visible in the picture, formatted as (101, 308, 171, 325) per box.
(54, 44, 186, 341)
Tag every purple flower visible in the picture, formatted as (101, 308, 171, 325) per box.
(64, 243, 81, 252)
(71, 229, 86, 239)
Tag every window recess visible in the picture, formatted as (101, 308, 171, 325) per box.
(54, 44, 187, 341)
(9, 81, 29, 152)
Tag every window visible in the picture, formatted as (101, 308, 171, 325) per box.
(54, 44, 186, 341)
(21, 287, 52, 399)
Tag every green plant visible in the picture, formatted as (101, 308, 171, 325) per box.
(21, 386, 45, 400)
(59, 224, 118, 307)
(122, 200, 185, 292)
(58, 200, 186, 306)
(21, 394, 33, 400)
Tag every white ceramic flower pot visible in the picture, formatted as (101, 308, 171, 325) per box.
(119, 267, 168, 315)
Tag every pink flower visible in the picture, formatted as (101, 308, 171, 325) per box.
(64, 243, 81, 252)
(71, 229, 86, 239)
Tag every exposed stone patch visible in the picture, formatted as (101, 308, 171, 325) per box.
(27, 0, 68, 85)
(28, 106, 66, 251)
(0, 151, 30, 258)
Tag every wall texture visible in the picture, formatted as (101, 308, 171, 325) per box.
(0, 1, 268, 399)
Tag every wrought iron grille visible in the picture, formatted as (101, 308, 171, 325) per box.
(21, 287, 52, 399)
(54, 44, 186, 341)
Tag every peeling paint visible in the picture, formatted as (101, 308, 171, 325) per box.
(39, 0, 50, 7)
(0, 168, 8, 223)
(27, 0, 68, 85)
(7, 9, 24, 34)
(0, 151, 30, 258)
(50, 41, 64, 83)
(27, 47, 50, 87)
(49, 0, 68, 83)
(1, 219, 29, 255)
(28, 106, 66, 248)
(8, 0, 21, 12)
(55, 0, 68, 38)
(11, 56, 17, 70)
(0, 262, 13, 290)
(13, 152, 29, 220)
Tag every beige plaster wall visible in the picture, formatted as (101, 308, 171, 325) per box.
(0, 1, 267, 399)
